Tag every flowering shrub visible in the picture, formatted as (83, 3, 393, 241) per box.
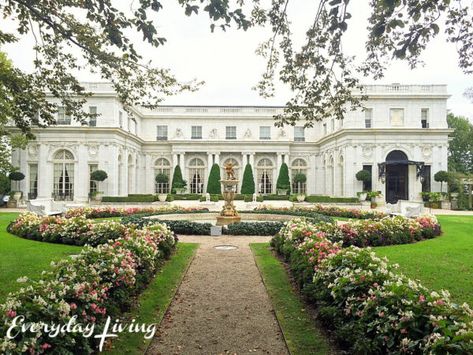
(271, 219, 473, 353)
(0, 223, 176, 354)
(255, 204, 387, 220)
(64, 206, 209, 219)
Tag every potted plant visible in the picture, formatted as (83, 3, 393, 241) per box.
(155, 173, 169, 202)
(293, 173, 307, 202)
(355, 169, 371, 201)
(174, 180, 187, 194)
(90, 169, 108, 201)
(276, 163, 291, 195)
(8, 171, 25, 206)
(367, 191, 380, 209)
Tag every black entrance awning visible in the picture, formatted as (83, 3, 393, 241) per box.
(378, 160, 425, 181)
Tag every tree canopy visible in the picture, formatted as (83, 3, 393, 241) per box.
(447, 113, 473, 174)
(1, 0, 473, 135)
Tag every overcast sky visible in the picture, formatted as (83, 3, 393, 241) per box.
(3, 1, 473, 119)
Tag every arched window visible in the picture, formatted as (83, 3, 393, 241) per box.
(291, 158, 307, 194)
(386, 150, 408, 162)
(53, 149, 74, 201)
(188, 158, 205, 194)
(257, 158, 273, 194)
(155, 158, 171, 193)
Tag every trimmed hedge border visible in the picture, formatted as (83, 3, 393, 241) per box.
(1, 215, 177, 354)
(270, 218, 472, 354)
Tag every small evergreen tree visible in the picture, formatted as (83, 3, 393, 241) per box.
(171, 165, 186, 193)
(434, 170, 449, 193)
(206, 163, 221, 194)
(241, 163, 255, 195)
(276, 163, 291, 194)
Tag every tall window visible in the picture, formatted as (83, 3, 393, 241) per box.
(191, 126, 202, 139)
(291, 159, 307, 194)
(188, 158, 205, 193)
(362, 164, 372, 191)
(226, 126, 237, 140)
(29, 164, 38, 199)
(57, 107, 71, 125)
(257, 158, 273, 194)
(119, 111, 123, 128)
(53, 149, 74, 201)
(422, 165, 431, 192)
(294, 127, 305, 142)
(259, 126, 271, 140)
(156, 125, 168, 140)
(154, 158, 171, 193)
(390, 108, 404, 126)
(89, 106, 97, 126)
(365, 108, 373, 128)
(421, 108, 429, 128)
(89, 164, 98, 194)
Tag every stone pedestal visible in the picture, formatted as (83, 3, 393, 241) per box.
(217, 178, 240, 226)
(216, 215, 241, 226)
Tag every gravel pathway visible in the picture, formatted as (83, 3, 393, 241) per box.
(146, 235, 289, 355)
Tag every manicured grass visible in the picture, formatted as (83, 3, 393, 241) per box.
(106, 242, 198, 355)
(0, 212, 81, 303)
(376, 215, 473, 306)
(251, 243, 332, 355)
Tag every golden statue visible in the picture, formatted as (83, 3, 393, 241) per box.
(224, 161, 236, 180)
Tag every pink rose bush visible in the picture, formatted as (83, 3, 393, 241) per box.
(64, 205, 209, 219)
(0, 222, 176, 354)
(271, 219, 473, 353)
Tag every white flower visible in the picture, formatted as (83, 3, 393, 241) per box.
(16, 276, 28, 283)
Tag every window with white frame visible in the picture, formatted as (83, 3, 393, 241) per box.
(89, 164, 98, 194)
(53, 149, 74, 201)
(156, 125, 168, 140)
(390, 108, 404, 126)
(421, 108, 429, 128)
(119, 111, 123, 128)
(154, 158, 171, 193)
(291, 158, 307, 194)
(365, 108, 373, 128)
(29, 164, 38, 199)
(294, 126, 305, 142)
(57, 107, 71, 125)
(89, 106, 97, 126)
(188, 158, 205, 193)
(226, 126, 237, 139)
(259, 126, 271, 140)
(257, 158, 273, 194)
(191, 126, 202, 139)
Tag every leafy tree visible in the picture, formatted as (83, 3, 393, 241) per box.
(171, 165, 186, 193)
(8, 171, 25, 181)
(90, 170, 108, 182)
(206, 164, 221, 195)
(155, 173, 169, 184)
(2, 0, 473, 136)
(241, 164, 255, 195)
(0, 173, 10, 195)
(356, 170, 371, 183)
(434, 170, 449, 193)
(276, 163, 291, 194)
(447, 113, 473, 174)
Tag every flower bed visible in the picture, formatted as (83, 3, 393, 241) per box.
(270, 219, 473, 353)
(254, 204, 387, 220)
(64, 206, 209, 219)
(0, 222, 176, 354)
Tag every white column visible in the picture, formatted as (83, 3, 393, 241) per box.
(75, 144, 89, 203)
(249, 153, 255, 168)
(37, 145, 51, 199)
(207, 152, 213, 170)
(144, 154, 153, 194)
(276, 153, 282, 169)
(214, 153, 220, 166)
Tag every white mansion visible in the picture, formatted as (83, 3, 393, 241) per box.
(11, 82, 451, 204)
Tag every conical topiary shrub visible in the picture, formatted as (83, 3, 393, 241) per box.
(241, 163, 255, 195)
(206, 163, 221, 194)
(171, 165, 186, 193)
(276, 163, 291, 195)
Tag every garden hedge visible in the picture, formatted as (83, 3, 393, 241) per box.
(1, 217, 176, 354)
(270, 218, 471, 354)
(240, 163, 255, 195)
(206, 163, 221, 194)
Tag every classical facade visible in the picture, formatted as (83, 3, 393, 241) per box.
(11, 82, 451, 203)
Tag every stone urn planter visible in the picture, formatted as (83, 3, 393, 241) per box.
(158, 193, 168, 202)
(277, 189, 288, 196)
(93, 192, 103, 202)
(357, 192, 368, 202)
(296, 194, 306, 202)
(175, 188, 185, 195)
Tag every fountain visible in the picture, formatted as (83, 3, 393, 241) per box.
(216, 161, 241, 226)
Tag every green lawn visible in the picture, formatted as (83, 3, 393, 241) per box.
(376, 215, 473, 306)
(251, 243, 333, 355)
(0, 212, 81, 303)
